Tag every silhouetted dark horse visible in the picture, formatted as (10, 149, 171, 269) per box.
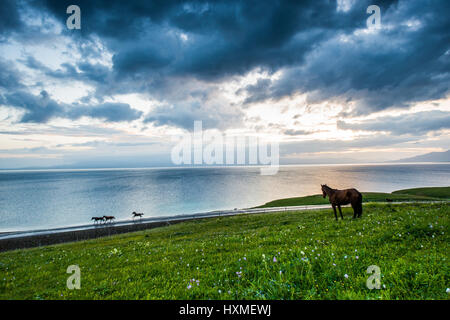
(132, 211, 144, 219)
(321, 184, 363, 220)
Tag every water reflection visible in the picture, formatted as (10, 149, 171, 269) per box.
(0, 164, 448, 231)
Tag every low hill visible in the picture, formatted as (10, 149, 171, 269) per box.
(256, 186, 450, 208)
(394, 150, 450, 162)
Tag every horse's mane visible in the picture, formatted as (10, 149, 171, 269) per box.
(322, 184, 334, 191)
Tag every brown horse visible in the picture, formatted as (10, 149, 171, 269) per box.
(103, 215, 115, 223)
(321, 184, 363, 220)
(91, 216, 104, 224)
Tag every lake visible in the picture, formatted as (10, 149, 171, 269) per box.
(0, 163, 449, 232)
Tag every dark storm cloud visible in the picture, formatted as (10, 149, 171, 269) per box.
(242, 0, 450, 114)
(1, 56, 142, 123)
(22, 56, 49, 71)
(337, 111, 450, 135)
(0, 90, 142, 123)
(23, 57, 111, 86)
(67, 102, 143, 122)
(1, 90, 62, 123)
(33, 0, 394, 80)
(0, 59, 24, 90)
(0, 0, 23, 37)
(237, 79, 273, 105)
(3, 0, 449, 129)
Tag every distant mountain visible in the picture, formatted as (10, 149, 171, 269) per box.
(394, 150, 450, 162)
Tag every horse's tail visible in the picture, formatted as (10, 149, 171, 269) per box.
(357, 192, 363, 217)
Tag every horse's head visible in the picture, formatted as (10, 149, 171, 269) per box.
(321, 184, 327, 198)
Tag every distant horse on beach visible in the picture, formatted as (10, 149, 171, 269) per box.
(132, 212, 144, 219)
(103, 215, 115, 223)
(321, 184, 363, 220)
(91, 216, 104, 224)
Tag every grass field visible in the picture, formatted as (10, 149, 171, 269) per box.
(0, 200, 448, 299)
(392, 187, 450, 199)
(256, 186, 450, 208)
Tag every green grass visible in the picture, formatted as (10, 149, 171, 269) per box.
(392, 187, 450, 199)
(256, 186, 450, 208)
(0, 202, 448, 299)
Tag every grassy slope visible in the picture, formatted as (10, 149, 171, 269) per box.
(392, 187, 450, 199)
(256, 186, 450, 208)
(0, 202, 448, 299)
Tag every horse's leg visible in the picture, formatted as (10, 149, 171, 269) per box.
(332, 204, 338, 221)
(351, 203, 357, 219)
(338, 205, 344, 220)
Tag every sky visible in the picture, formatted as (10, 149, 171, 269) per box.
(0, 0, 449, 169)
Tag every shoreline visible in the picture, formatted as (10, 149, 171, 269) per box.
(0, 204, 336, 252)
(1, 201, 447, 252)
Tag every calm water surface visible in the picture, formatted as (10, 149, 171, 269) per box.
(0, 163, 449, 232)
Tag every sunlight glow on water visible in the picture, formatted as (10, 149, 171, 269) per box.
(0, 163, 449, 232)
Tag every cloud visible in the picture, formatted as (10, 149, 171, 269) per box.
(36, 1, 349, 76)
(280, 134, 415, 156)
(239, 0, 450, 115)
(0, 90, 143, 123)
(283, 129, 316, 136)
(0, 0, 23, 37)
(0, 124, 123, 137)
(337, 111, 450, 135)
(1, 90, 62, 123)
(1, 0, 449, 136)
(67, 102, 143, 122)
(0, 59, 24, 90)
(143, 101, 243, 130)
(24, 57, 112, 86)
(54, 140, 157, 148)
(237, 79, 273, 105)
(29, 1, 385, 82)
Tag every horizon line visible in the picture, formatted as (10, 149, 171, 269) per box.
(1, 161, 449, 172)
